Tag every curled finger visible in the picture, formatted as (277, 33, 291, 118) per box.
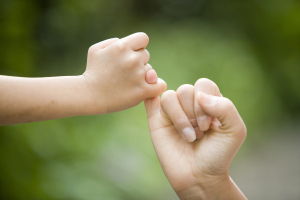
(161, 90, 196, 142)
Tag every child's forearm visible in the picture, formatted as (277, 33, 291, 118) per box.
(0, 75, 96, 125)
(0, 33, 166, 125)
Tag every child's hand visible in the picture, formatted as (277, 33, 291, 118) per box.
(83, 32, 166, 114)
(144, 78, 247, 200)
(0, 32, 165, 125)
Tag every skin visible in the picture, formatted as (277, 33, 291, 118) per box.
(1, 31, 244, 198)
(144, 78, 247, 200)
(145, 69, 158, 84)
(0, 32, 166, 125)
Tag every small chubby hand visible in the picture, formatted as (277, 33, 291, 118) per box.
(144, 78, 247, 200)
(83, 32, 166, 114)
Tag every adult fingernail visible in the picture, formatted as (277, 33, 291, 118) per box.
(198, 115, 212, 132)
(198, 115, 208, 127)
(182, 127, 196, 142)
(198, 115, 208, 122)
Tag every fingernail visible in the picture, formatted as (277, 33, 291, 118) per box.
(198, 115, 208, 131)
(182, 127, 196, 142)
(198, 115, 211, 132)
(198, 92, 215, 107)
(146, 69, 158, 84)
(198, 115, 208, 122)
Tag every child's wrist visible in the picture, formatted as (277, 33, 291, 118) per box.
(78, 74, 104, 115)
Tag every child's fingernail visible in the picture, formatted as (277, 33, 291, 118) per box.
(182, 127, 196, 142)
(198, 92, 215, 107)
(146, 69, 158, 84)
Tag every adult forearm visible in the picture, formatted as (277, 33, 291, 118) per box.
(0, 75, 96, 125)
(176, 176, 247, 200)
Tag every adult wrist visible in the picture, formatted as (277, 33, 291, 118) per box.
(175, 174, 232, 200)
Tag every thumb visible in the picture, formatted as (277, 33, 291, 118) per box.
(197, 92, 246, 134)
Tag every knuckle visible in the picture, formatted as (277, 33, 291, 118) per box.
(138, 32, 149, 43)
(145, 49, 150, 59)
(222, 97, 235, 112)
(174, 117, 188, 126)
(116, 40, 128, 51)
(195, 78, 219, 93)
(195, 78, 213, 85)
(158, 81, 168, 94)
(176, 84, 194, 96)
(235, 122, 247, 140)
(241, 124, 247, 137)
(88, 45, 97, 56)
(128, 54, 140, 66)
(146, 63, 152, 70)
(161, 90, 176, 104)
(189, 117, 197, 125)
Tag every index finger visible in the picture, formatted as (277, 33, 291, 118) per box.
(121, 32, 149, 51)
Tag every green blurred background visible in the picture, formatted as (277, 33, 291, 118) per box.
(0, 0, 300, 199)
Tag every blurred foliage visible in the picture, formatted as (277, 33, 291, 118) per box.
(0, 0, 299, 199)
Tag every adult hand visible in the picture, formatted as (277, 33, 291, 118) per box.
(144, 78, 247, 200)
